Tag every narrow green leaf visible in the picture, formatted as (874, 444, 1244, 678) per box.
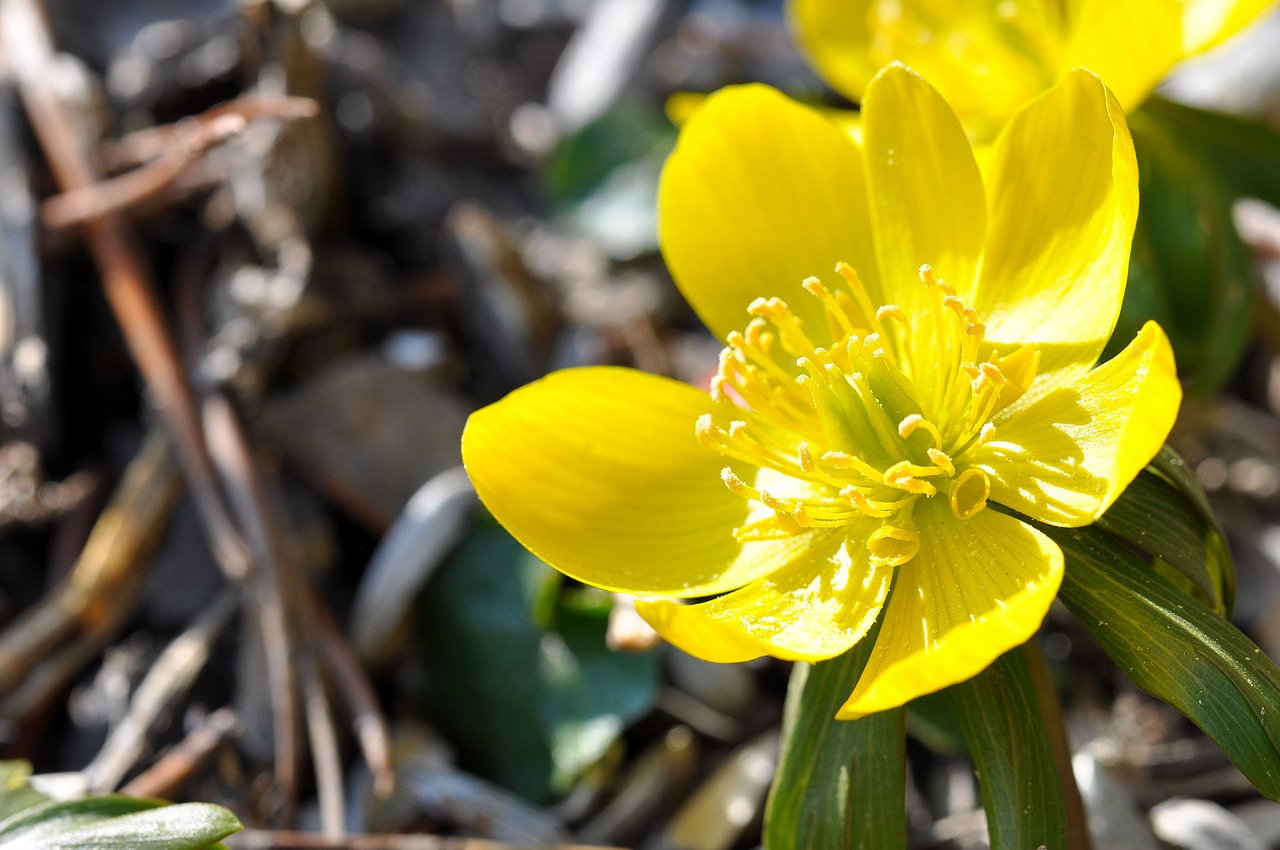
(1051, 525, 1280, 800)
(945, 645, 1069, 850)
(1096, 468, 1232, 615)
(764, 620, 906, 850)
(1149, 445, 1217, 524)
(1115, 110, 1255, 395)
(0, 798, 241, 850)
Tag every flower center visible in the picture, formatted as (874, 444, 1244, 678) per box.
(697, 263, 1040, 567)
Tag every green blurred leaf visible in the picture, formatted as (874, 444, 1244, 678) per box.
(541, 102, 677, 260)
(1115, 108, 1255, 395)
(1141, 96, 1280, 208)
(763, 618, 906, 850)
(416, 513, 659, 801)
(1051, 523, 1280, 800)
(0, 798, 240, 850)
(0, 764, 47, 823)
(905, 690, 967, 756)
(1096, 467, 1233, 615)
(944, 645, 1068, 850)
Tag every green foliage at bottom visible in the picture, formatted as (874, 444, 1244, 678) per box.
(0, 764, 240, 850)
(764, 619, 906, 850)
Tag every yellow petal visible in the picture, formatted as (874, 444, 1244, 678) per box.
(837, 499, 1064, 719)
(971, 321, 1181, 527)
(1060, 0, 1183, 111)
(1183, 0, 1274, 53)
(658, 84, 879, 342)
(975, 68, 1138, 394)
(861, 63, 986, 313)
(635, 530, 892, 663)
(789, 0, 1059, 141)
(463, 367, 814, 596)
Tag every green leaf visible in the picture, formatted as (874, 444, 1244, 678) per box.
(415, 512, 659, 801)
(1051, 523, 1280, 800)
(763, 619, 906, 850)
(540, 102, 677, 259)
(0, 798, 241, 850)
(944, 645, 1068, 850)
(1114, 108, 1255, 395)
(1096, 467, 1233, 615)
(1149, 447, 1229, 544)
(905, 690, 967, 756)
(1141, 96, 1280, 209)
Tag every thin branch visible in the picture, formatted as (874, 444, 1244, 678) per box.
(43, 96, 318, 231)
(84, 588, 240, 792)
(119, 707, 239, 799)
(0, 0, 253, 582)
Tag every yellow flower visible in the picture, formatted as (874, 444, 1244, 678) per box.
(791, 0, 1273, 142)
(462, 64, 1180, 718)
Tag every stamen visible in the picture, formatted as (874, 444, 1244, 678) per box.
(700, 258, 1039, 548)
(927, 448, 955, 476)
(835, 262, 881, 329)
(883, 460, 938, 496)
(802, 277, 858, 338)
(749, 297, 816, 355)
(898, 414, 943, 450)
(843, 486, 897, 519)
(821, 451, 887, 483)
(876, 304, 907, 324)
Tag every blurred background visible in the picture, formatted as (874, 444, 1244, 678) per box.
(3, 0, 1280, 848)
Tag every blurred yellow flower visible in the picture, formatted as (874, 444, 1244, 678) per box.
(462, 64, 1180, 718)
(791, 0, 1273, 142)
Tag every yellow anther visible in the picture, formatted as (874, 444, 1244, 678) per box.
(876, 304, 907, 324)
(884, 460, 938, 496)
(867, 524, 920, 567)
(919, 264, 937, 286)
(728, 420, 748, 439)
(761, 491, 799, 513)
(708, 375, 730, 403)
(798, 443, 816, 472)
(927, 448, 955, 476)
(835, 261, 862, 284)
(695, 414, 719, 448)
(721, 468, 754, 497)
(970, 361, 1006, 392)
(978, 423, 997, 444)
(802, 276, 860, 339)
(942, 295, 966, 317)
(748, 296, 818, 356)
(834, 262, 883, 330)
(898, 414, 943, 450)
(822, 451, 887, 483)
(950, 468, 991, 520)
(843, 486, 896, 518)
